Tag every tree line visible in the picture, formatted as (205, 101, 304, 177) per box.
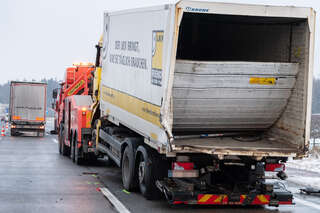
(0, 78, 60, 113)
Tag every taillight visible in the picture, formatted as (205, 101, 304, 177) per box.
(172, 162, 194, 170)
(265, 163, 285, 172)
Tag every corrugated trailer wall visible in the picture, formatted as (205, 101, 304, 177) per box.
(268, 21, 311, 151)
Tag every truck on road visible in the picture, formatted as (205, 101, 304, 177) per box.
(10, 81, 47, 136)
(53, 63, 96, 163)
(57, 0, 315, 206)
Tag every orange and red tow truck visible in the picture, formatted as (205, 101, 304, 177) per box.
(53, 62, 96, 164)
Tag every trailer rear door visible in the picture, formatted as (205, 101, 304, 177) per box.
(10, 82, 47, 123)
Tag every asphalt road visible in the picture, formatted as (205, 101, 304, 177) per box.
(1, 123, 320, 213)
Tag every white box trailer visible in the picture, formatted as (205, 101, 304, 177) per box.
(9, 81, 47, 136)
(95, 0, 315, 205)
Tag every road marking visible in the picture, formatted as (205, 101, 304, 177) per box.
(52, 139, 58, 143)
(100, 187, 131, 213)
(294, 197, 320, 210)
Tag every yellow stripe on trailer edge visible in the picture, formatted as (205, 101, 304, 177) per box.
(101, 86, 162, 127)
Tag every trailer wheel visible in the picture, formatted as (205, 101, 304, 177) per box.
(136, 145, 161, 200)
(122, 146, 138, 191)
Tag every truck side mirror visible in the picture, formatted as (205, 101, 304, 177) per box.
(52, 88, 58, 99)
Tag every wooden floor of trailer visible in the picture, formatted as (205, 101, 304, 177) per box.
(172, 136, 298, 156)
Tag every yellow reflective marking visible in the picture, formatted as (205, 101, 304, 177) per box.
(96, 120, 101, 147)
(257, 195, 269, 203)
(93, 67, 102, 101)
(67, 80, 85, 96)
(198, 194, 212, 203)
(150, 132, 158, 140)
(101, 86, 161, 127)
(86, 111, 91, 128)
(249, 77, 276, 85)
(213, 195, 223, 203)
(152, 31, 163, 70)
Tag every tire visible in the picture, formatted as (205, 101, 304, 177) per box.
(71, 133, 75, 163)
(75, 133, 83, 165)
(60, 124, 69, 156)
(58, 124, 63, 155)
(122, 146, 138, 191)
(136, 145, 162, 200)
(10, 129, 16, 137)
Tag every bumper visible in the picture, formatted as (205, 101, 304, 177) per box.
(81, 128, 94, 153)
(156, 180, 293, 206)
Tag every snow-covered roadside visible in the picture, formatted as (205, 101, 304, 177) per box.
(287, 176, 320, 189)
(286, 155, 320, 189)
(287, 156, 320, 174)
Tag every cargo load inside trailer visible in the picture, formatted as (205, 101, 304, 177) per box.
(171, 12, 311, 157)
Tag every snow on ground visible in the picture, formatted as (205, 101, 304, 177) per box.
(288, 176, 320, 189)
(287, 155, 320, 174)
(286, 154, 320, 189)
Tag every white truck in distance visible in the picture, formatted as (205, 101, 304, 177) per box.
(10, 81, 47, 136)
(84, 0, 316, 206)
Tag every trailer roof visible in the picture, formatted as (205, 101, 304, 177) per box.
(104, 1, 315, 32)
(10, 81, 47, 85)
(105, 0, 314, 18)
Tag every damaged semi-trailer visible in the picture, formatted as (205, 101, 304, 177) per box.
(89, 0, 315, 206)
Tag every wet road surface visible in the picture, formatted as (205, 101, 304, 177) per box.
(1, 124, 320, 213)
(0, 133, 115, 213)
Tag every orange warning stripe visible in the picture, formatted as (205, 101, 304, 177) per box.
(240, 194, 270, 205)
(198, 194, 228, 205)
(198, 194, 270, 205)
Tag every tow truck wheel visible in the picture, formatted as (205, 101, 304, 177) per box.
(136, 145, 160, 200)
(74, 133, 83, 165)
(122, 146, 138, 191)
(60, 124, 69, 156)
(58, 139, 62, 154)
(10, 129, 16, 137)
(71, 133, 75, 163)
(58, 125, 63, 155)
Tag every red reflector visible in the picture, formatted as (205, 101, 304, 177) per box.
(173, 201, 188, 205)
(172, 162, 194, 170)
(278, 200, 293, 205)
(265, 163, 285, 172)
(173, 201, 183, 205)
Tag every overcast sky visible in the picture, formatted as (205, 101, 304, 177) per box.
(0, 0, 319, 84)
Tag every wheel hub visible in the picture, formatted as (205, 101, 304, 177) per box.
(138, 161, 145, 184)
